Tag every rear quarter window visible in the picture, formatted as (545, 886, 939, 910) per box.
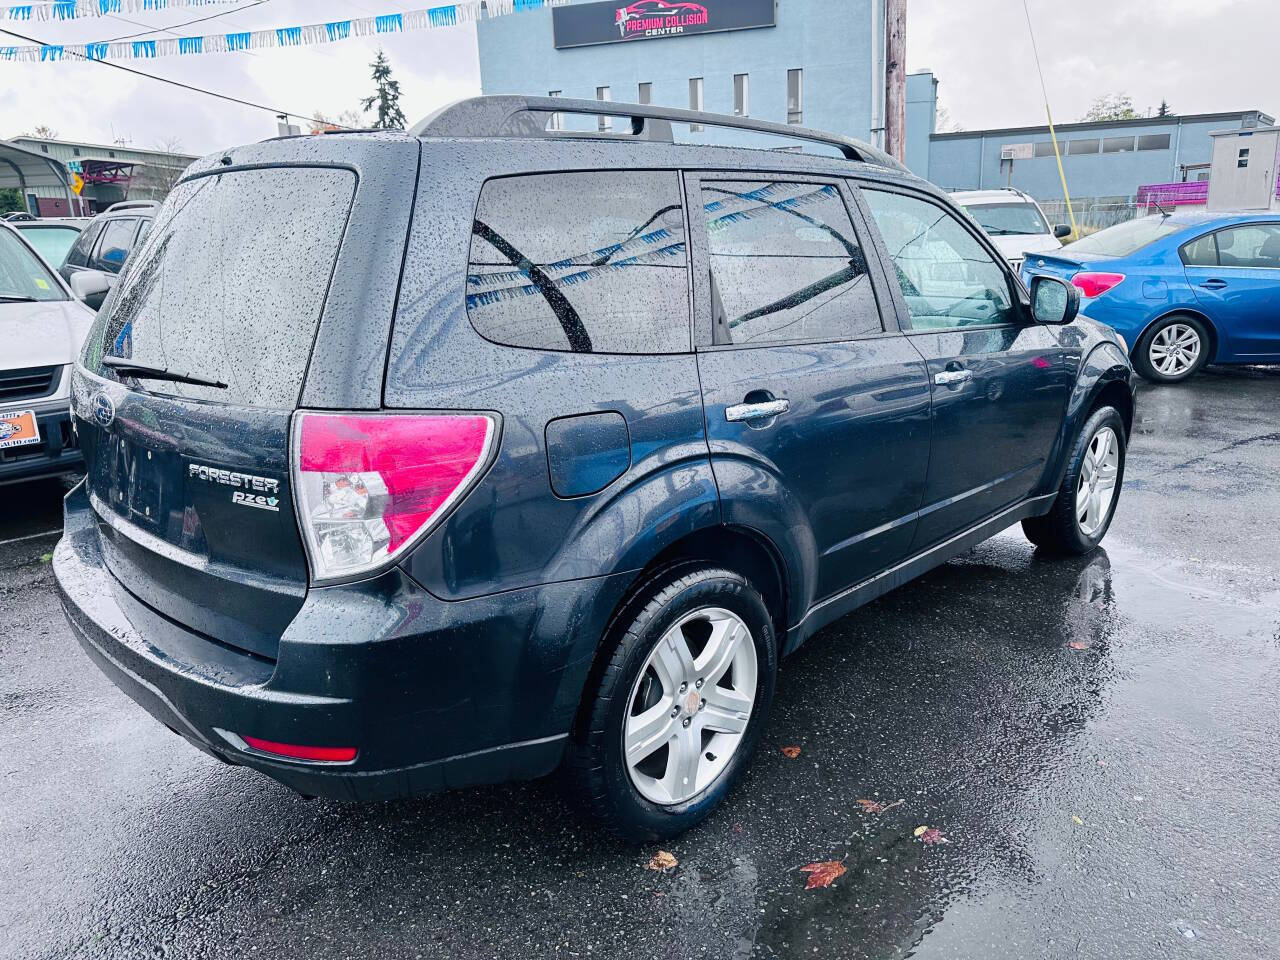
(84, 166, 355, 408)
(465, 171, 691, 354)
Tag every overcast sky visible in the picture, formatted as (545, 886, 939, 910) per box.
(0, 0, 1276, 155)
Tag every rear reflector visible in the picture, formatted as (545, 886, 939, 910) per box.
(241, 736, 357, 763)
(292, 412, 497, 583)
(1071, 272, 1126, 298)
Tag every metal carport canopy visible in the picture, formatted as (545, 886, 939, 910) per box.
(0, 139, 75, 212)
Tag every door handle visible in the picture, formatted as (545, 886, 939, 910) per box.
(725, 399, 790, 423)
(1199, 279, 1228, 290)
(934, 369, 974, 387)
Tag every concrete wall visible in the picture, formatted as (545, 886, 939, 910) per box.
(927, 111, 1274, 201)
(478, 0, 886, 151)
(904, 70, 936, 177)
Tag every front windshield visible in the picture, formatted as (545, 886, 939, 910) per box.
(962, 202, 1050, 236)
(0, 228, 66, 302)
(1066, 216, 1186, 258)
(18, 225, 81, 269)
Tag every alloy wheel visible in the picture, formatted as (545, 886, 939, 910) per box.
(1076, 425, 1120, 538)
(1149, 323, 1202, 378)
(623, 607, 757, 806)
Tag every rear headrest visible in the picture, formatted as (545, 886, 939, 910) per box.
(1259, 233, 1280, 258)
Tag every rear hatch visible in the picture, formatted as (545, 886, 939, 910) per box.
(72, 161, 367, 660)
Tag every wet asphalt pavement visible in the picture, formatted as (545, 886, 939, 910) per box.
(3, 367, 1279, 960)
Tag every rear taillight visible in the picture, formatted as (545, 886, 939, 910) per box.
(240, 736, 357, 764)
(1071, 272, 1126, 298)
(292, 412, 497, 583)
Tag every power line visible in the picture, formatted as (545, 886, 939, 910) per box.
(0, 22, 351, 128)
(101, 0, 269, 43)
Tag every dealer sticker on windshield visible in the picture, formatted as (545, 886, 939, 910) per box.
(0, 410, 40, 449)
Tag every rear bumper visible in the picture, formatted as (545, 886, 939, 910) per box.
(55, 482, 633, 801)
(0, 401, 82, 486)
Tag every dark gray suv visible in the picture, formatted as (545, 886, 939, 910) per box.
(54, 98, 1136, 840)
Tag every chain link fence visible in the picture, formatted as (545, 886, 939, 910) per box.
(1039, 196, 1145, 238)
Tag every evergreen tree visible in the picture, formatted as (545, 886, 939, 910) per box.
(362, 49, 407, 130)
(1157, 99, 1173, 118)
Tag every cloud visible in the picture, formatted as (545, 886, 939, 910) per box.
(0, 0, 481, 154)
(909, 0, 1277, 129)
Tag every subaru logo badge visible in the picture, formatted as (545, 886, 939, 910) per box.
(91, 391, 116, 428)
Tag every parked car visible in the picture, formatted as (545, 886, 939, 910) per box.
(60, 200, 158, 309)
(1022, 211, 1280, 383)
(951, 188, 1072, 273)
(0, 221, 94, 484)
(13, 217, 89, 270)
(53, 97, 1136, 841)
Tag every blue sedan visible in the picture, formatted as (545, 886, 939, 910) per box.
(1022, 211, 1280, 382)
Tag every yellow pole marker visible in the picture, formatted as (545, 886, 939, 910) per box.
(1023, 0, 1079, 240)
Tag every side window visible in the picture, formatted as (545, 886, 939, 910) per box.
(862, 188, 1017, 330)
(1180, 232, 1219, 267)
(700, 179, 880, 345)
(1215, 224, 1280, 269)
(93, 217, 137, 272)
(466, 171, 689, 354)
(65, 220, 103, 268)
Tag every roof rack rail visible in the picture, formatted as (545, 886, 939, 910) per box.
(104, 200, 160, 212)
(411, 96, 906, 171)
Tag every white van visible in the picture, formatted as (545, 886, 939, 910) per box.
(950, 188, 1071, 273)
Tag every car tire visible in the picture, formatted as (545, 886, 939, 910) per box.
(1133, 314, 1211, 383)
(1022, 405, 1127, 555)
(564, 565, 778, 843)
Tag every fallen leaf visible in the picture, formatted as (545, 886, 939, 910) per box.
(799, 860, 846, 889)
(856, 798, 885, 814)
(919, 828, 945, 845)
(913, 825, 929, 837)
(39, 553, 53, 564)
(781, 745, 802, 758)
(646, 850, 678, 872)
(1072, 815, 1084, 826)
(1068, 641, 1090, 651)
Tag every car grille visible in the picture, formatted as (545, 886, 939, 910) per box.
(0, 416, 76, 465)
(0, 365, 60, 404)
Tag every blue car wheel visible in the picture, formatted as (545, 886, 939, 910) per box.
(1133, 314, 1211, 384)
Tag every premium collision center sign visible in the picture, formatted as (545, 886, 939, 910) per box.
(552, 0, 777, 49)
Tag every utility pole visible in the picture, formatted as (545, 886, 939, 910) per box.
(884, 0, 907, 163)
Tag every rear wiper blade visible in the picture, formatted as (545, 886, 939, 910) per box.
(101, 356, 227, 389)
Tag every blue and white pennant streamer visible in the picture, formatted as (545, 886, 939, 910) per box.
(4, 0, 240, 21)
(0, 1, 568, 61)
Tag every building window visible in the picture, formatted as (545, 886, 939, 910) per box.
(638, 82, 652, 105)
(73, 147, 81, 156)
(734, 73, 749, 117)
(596, 85, 611, 131)
(1033, 140, 1057, 158)
(787, 69, 803, 125)
(1103, 136, 1135, 153)
(1137, 133, 1172, 151)
(108, 150, 116, 158)
(689, 77, 704, 131)
(39, 144, 48, 153)
(1068, 138, 1100, 155)
(548, 90, 563, 131)
(1238, 148, 1250, 169)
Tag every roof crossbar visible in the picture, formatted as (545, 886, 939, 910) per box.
(411, 96, 905, 170)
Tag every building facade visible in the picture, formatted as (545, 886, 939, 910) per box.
(906, 73, 1273, 206)
(5, 136, 198, 216)
(477, 0, 890, 151)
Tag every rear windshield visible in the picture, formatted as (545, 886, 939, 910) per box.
(1064, 216, 1184, 258)
(83, 167, 355, 408)
(961, 202, 1049, 237)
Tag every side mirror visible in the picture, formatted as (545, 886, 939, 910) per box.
(1053, 224, 1072, 240)
(68, 269, 115, 309)
(1030, 275, 1079, 326)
